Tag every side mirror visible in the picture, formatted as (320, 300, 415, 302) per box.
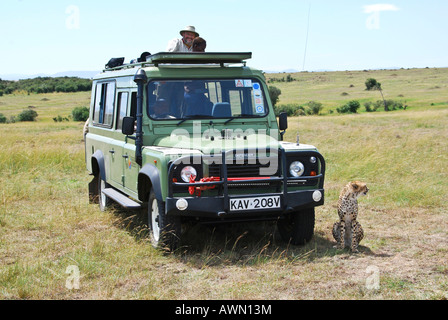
(279, 112, 288, 131)
(122, 116, 135, 136)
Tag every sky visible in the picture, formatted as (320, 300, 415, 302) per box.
(1, 0, 447, 79)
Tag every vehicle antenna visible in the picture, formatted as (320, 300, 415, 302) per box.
(302, 3, 311, 71)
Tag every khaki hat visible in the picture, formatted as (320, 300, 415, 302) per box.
(180, 26, 199, 37)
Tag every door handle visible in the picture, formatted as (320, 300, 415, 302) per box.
(109, 150, 115, 154)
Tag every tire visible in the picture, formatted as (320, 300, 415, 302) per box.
(277, 208, 315, 245)
(97, 174, 111, 212)
(148, 188, 181, 251)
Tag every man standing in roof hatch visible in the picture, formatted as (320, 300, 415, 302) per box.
(166, 26, 199, 52)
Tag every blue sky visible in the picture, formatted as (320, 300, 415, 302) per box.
(1, 0, 447, 78)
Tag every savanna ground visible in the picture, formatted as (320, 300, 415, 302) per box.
(1, 68, 447, 300)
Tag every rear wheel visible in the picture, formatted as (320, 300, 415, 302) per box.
(148, 189, 181, 251)
(277, 208, 315, 245)
(97, 174, 111, 212)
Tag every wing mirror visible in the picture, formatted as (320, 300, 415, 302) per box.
(122, 116, 135, 136)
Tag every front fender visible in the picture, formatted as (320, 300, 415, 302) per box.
(138, 164, 163, 201)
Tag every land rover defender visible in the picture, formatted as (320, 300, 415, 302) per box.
(85, 52, 325, 250)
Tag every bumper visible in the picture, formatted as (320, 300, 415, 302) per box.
(166, 149, 325, 221)
(166, 188, 324, 220)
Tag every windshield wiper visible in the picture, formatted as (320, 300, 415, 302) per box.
(224, 114, 261, 125)
(177, 115, 214, 126)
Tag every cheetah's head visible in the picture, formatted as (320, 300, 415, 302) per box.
(349, 181, 369, 198)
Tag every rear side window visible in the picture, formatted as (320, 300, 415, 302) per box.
(93, 81, 116, 127)
(116, 92, 129, 131)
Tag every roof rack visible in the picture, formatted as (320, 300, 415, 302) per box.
(103, 52, 252, 71)
(147, 52, 252, 66)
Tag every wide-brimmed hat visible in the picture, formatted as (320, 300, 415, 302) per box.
(180, 26, 199, 37)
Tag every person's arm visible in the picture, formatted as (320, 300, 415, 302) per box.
(166, 38, 181, 52)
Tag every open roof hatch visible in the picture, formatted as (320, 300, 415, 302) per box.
(146, 52, 252, 66)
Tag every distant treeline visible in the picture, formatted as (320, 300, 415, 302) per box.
(0, 77, 92, 95)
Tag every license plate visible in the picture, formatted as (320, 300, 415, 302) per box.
(230, 196, 281, 211)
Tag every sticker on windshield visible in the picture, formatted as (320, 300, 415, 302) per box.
(256, 105, 265, 113)
(244, 80, 252, 87)
(253, 83, 260, 90)
(235, 80, 244, 87)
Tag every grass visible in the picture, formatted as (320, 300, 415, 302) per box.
(1, 68, 448, 300)
(267, 67, 448, 112)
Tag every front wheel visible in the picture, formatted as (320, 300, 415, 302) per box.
(277, 208, 315, 245)
(148, 189, 181, 251)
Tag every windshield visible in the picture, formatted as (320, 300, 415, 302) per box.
(147, 79, 268, 120)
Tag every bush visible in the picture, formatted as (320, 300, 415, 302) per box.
(375, 99, 404, 111)
(17, 109, 38, 122)
(364, 101, 377, 112)
(53, 115, 70, 122)
(365, 78, 382, 91)
(0, 113, 6, 123)
(274, 104, 304, 116)
(72, 106, 89, 121)
(306, 101, 323, 115)
(268, 86, 282, 106)
(337, 100, 360, 114)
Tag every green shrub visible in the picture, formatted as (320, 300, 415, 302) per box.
(374, 99, 404, 111)
(364, 101, 377, 112)
(306, 101, 323, 115)
(274, 104, 302, 116)
(53, 115, 70, 122)
(0, 113, 6, 123)
(337, 100, 360, 114)
(17, 109, 38, 122)
(72, 106, 89, 122)
(268, 86, 282, 106)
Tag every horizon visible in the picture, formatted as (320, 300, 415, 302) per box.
(2, 65, 448, 82)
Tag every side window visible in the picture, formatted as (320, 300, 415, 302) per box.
(116, 92, 129, 131)
(93, 81, 116, 127)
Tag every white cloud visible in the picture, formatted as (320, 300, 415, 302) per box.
(363, 4, 400, 13)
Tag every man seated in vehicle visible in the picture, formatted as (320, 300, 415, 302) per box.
(150, 99, 176, 119)
(182, 81, 213, 117)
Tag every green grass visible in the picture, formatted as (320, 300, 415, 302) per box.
(1, 68, 448, 300)
(267, 67, 448, 113)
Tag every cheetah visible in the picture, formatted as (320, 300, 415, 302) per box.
(332, 181, 369, 253)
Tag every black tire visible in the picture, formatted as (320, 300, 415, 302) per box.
(97, 174, 111, 212)
(277, 208, 315, 245)
(148, 188, 181, 251)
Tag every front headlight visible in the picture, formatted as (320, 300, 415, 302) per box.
(289, 161, 305, 177)
(181, 166, 197, 182)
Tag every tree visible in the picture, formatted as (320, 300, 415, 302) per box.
(268, 86, 282, 106)
(365, 78, 382, 91)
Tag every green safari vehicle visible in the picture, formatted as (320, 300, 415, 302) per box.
(85, 52, 325, 250)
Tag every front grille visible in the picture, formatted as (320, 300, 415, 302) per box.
(209, 162, 277, 178)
